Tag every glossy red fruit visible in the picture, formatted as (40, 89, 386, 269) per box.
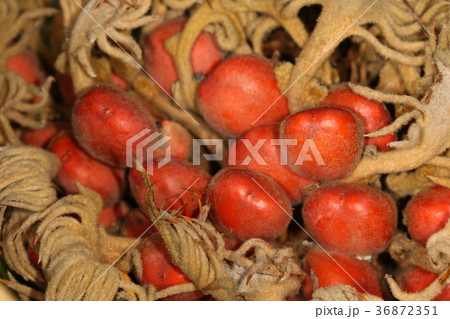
(303, 183, 397, 255)
(280, 106, 364, 180)
(22, 121, 70, 148)
(6, 51, 45, 86)
(401, 267, 450, 301)
(97, 201, 129, 228)
(139, 233, 202, 300)
(404, 185, 450, 245)
(72, 84, 158, 167)
(48, 132, 125, 207)
(319, 87, 396, 151)
(227, 123, 317, 204)
(121, 209, 153, 238)
(129, 159, 211, 217)
(209, 167, 292, 241)
(153, 120, 192, 161)
(197, 55, 290, 137)
(145, 18, 223, 95)
(301, 247, 383, 299)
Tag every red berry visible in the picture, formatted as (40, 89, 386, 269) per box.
(28, 246, 42, 271)
(145, 18, 223, 95)
(72, 84, 158, 167)
(129, 159, 211, 217)
(57, 73, 77, 108)
(48, 132, 125, 207)
(280, 106, 364, 180)
(197, 55, 290, 137)
(227, 123, 317, 204)
(209, 167, 292, 241)
(138, 233, 202, 300)
(22, 121, 70, 148)
(6, 50, 45, 86)
(404, 185, 450, 245)
(301, 247, 383, 299)
(97, 201, 129, 228)
(303, 183, 397, 255)
(153, 120, 192, 161)
(121, 209, 153, 238)
(319, 87, 396, 151)
(110, 72, 128, 90)
(401, 267, 450, 301)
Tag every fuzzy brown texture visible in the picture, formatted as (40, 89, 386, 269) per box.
(0, 72, 53, 145)
(388, 232, 437, 274)
(386, 164, 450, 197)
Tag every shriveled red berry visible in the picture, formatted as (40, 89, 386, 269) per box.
(404, 185, 450, 245)
(209, 167, 292, 241)
(48, 132, 125, 207)
(301, 247, 383, 299)
(22, 121, 70, 148)
(280, 106, 364, 180)
(72, 84, 158, 167)
(227, 123, 317, 204)
(129, 159, 211, 217)
(401, 267, 450, 301)
(303, 183, 397, 255)
(138, 232, 202, 300)
(319, 86, 396, 151)
(145, 18, 223, 95)
(6, 50, 45, 86)
(197, 55, 290, 137)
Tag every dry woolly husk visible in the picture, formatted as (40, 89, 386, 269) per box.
(0, 0, 57, 70)
(0, 146, 59, 235)
(0, 146, 59, 291)
(276, 0, 449, 111)
(312, 284, 383, 301)
(341, 23, 450, 182)
(0, 72, 54, 145)
(14, 184, 150, 301)
(386, 220, 450, 301)
(67, 0, 156, 94)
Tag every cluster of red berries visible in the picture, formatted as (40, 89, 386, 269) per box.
(13, 17, 449, 301)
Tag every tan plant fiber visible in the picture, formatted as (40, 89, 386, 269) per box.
(15, 184, 147, 301)
(0, 72, 53, 145)
(275, 0, 448, 111)
(312, 284, 383, 301)
(0, 0, 57, 70)
(68, 0, 156, 94)
(342, 24, 450, 182)
(0, 146, 59, 237)
(386, 220, 450, 300)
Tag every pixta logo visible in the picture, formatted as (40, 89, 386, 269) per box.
(125, 129, 171, 175)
